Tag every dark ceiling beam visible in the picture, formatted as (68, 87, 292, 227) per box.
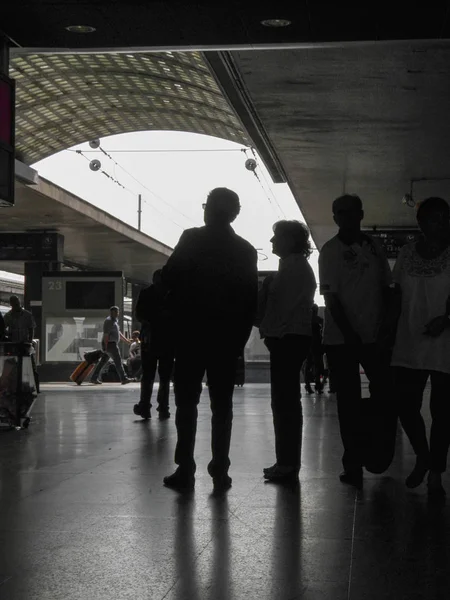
(205, 51, 287, 184)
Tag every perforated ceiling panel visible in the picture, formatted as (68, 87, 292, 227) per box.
(10, 52, 250, 164)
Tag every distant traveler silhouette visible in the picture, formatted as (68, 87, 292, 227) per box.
(319, 194, 393, 487)
(133, 269, 174, 420)
(4, 295, 38, 391)
(90, 306, 132, 385)
(391, 197, 450, 499)
(258, 220, 316, 482)
(127, 330, 142, 379)
(162, 187, 258, 492)
(304, 304, 325, 394)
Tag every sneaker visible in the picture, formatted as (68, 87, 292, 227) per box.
(121, 378, 133, 385)
(133, 404, 151, 420)
(213, 474, 232, 493)
(163, 468, 195, 492)
(264, 465, 299, 482)
(91, 379, 102, 385)
(339, 470, 363, 488)
(405, 457, 429, 489)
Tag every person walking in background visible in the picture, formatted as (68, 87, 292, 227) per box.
(319, 194, 392, 487)
(258, 220, 316, 482)
(133, 269, 174, 420)
(127, 330, 142, 380)
(90, 306, 132, 385)
(4, 296, 35, 344)
(304, 304, 325, 394)
(391, 197, 450, 499)
(4, 295, 38, 391)
(4, 295, 39, 392)
(162, 188, 258, 492)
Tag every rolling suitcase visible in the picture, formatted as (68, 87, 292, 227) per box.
(70, 360, 95, 385)
(70, 349, 106, 386)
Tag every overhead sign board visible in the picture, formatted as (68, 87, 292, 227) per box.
(0, 232, 63, 262)
(368, 229, 421, 259)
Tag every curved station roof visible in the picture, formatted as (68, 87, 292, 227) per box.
(10, 51, 250, 165)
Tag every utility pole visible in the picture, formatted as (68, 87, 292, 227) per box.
(138, 194, 142, 231)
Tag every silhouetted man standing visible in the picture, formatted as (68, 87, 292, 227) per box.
(162, 188, 258, 492)
(319, 194, 392, 487)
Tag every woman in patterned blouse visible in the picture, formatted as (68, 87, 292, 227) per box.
(391, 197, 450, 498)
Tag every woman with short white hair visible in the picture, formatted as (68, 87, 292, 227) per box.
(258, 220, 316, 482)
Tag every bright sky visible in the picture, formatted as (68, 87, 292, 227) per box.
(29, 131, 322, 303)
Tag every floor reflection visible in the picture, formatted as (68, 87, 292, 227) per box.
(1, 384, 450, 599)
(174, 493, 200, 600)
(271, 481, 301, 596)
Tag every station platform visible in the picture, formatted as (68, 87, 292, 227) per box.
(0, 383, 449, 600)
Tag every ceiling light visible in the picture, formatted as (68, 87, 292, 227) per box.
(65, 25, 96, 34)
(261, 18, 291, 28)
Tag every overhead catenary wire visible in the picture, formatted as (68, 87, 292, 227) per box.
(250, 147, 287, 220)
(69, 148, 248, 154)
(247, 149, 318, 252)
(243, 148, 284, 221)
(74, 150, 188, 231)
(97, 145, 199, 227)
(70, 147, 199, 228)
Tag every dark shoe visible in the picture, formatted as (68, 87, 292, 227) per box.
(427, 471, 446, 499)
(133, 403, 151, 420)
(91, 379, 102, 385)
(264, 465, 299, 482)
(121, 378, 133, 385)
(213, 474, 232, 493)
(163, 469, 195, 492)
(405, 457, 429, 489)
(305, 385, 314, 394)
(339, 470, 363, 487)
(158, 410, 171, 420)
(263, 463, 278, 476)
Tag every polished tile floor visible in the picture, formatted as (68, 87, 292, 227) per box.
(0, 382, 449, 600)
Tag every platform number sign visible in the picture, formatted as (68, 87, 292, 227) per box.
(47, 280, 63, 291)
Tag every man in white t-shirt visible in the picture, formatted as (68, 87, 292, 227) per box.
(319, 194, 392, 487)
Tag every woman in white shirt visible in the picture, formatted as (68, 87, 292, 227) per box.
(392, 197, 450, 498)
(258, 220, 316, 482)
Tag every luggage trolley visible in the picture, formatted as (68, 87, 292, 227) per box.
(0, 342, 37, 430)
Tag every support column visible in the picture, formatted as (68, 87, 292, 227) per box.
(24, 261, 61, 348)
(0, 34, 9, 76)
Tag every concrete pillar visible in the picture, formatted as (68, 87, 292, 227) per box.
(24, 261, 61, 346)
(0, 34, 9, 76)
